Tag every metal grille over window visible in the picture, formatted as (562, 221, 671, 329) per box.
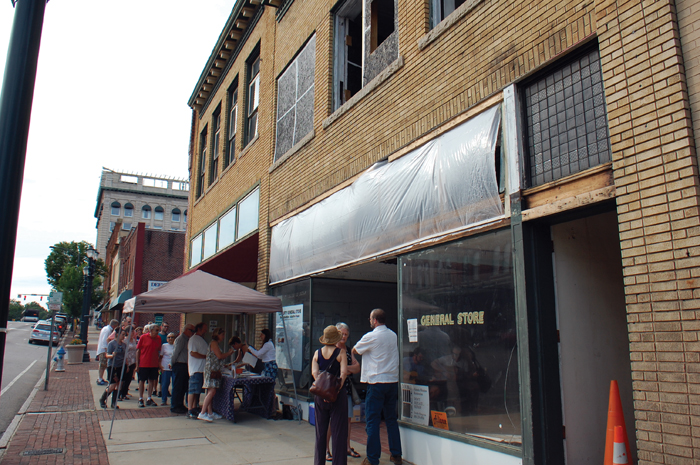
(523, 47, 610, 187)
(275, 35, 316, 161)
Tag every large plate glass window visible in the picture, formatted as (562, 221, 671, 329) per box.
(274, 35, 316, 161)
(203, 223, 218, 260)
(236, 188, 260, 239)
(399, 229, 521, 447)
(218, 206, 237, 250)
(190, 234, 203, 267)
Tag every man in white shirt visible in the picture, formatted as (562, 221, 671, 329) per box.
(96, 320, 120, 385)
(353, 308, 402, 465)
(187, 322, 208, 419)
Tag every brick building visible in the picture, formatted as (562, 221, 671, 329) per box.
(94, 168, 190, 258)
(102, 222, 186, 330)
(183, 0, 700, 464)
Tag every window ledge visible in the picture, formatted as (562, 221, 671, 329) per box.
(204, 177, 220, 196)
(221, 158, 236, 178)
(418, 0, 484, 51)
(239, 134, 259, 158)
(322, 55, 404, 130)
(269, 130, 315, 173)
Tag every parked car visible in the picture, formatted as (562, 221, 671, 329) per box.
(53, 315, 67, 334)
(28, 320, 61, 345)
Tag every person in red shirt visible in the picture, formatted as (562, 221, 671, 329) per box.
(136, 324, 162, 407)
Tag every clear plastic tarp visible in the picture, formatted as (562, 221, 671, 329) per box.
(269, 104, 503, 284)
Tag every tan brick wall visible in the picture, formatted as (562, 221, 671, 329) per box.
(186, 1, 700, 461)
(598, 0, 700, 463)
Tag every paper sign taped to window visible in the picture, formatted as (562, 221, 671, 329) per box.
(431, 411, 449, 431)
(407, 319, 418, 343)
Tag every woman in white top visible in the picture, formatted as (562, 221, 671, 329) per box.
(247, 329, 277, 379)
(159, 333, 175, 405)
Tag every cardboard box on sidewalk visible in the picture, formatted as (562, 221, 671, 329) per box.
(351, 403, 365, 423)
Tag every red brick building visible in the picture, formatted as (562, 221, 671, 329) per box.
(103, 222, 186, 330)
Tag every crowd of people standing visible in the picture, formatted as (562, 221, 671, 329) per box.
(95, 309, 403, 465)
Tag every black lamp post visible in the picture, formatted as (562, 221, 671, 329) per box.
(80, 245, 97, 362)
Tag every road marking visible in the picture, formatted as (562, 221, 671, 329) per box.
(0, 360, 38, 397)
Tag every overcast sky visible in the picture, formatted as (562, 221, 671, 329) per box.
(1, 0, 235, 306)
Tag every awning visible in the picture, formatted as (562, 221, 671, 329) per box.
(269, 104, 503, 284)
(123, 270, 282, 314)
(110, 289, 133, 309)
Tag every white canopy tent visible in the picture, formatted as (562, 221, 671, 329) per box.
(122, 270, 301, 420)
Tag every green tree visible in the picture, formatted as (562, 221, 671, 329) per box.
(44, 241, 106, 318)
(9, 299, 23, 321)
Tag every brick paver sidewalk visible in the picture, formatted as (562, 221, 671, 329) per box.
(1, 329, 392, 464)
(1, 332, 174, 465)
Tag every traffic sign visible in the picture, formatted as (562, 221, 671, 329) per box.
(48, 303, 62, 311)
(48, 291, 63, 304)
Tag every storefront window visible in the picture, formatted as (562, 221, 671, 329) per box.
(399, 229, 521, 446)
(271, 280, 311, 397)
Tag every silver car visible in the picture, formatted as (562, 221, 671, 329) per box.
(28, 321, 61, 345)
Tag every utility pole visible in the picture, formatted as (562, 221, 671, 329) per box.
(0, 0, 49, 391)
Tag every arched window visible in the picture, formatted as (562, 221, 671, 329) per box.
(124, 203, 134, 217)
(111, 201, 121, 216)
(154, 206, 164, 221)
(172, 208, 181, 222)
(142, 205, 151, 219)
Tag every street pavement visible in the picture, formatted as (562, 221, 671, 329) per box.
(0, 326, 396, 465)
(0, 321, 61, 439)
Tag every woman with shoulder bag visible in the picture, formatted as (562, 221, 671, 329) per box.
(326, 322, 361, 461)
(198, 328, 234, 422)
(312, 326, 348, 465)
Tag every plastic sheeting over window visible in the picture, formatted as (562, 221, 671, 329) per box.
(269, 105, 503, 284)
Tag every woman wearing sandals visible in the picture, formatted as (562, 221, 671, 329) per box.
(313, 326, 348, 465)
(326, 322, 361, 461)
(198, 327, 234, 422)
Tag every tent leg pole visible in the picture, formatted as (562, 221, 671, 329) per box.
(281, 315, 300, 423)
(109, 324, 132, 440)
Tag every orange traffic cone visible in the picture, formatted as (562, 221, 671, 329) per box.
(604, 380, 631, 465)
(612, 426, 628, 464)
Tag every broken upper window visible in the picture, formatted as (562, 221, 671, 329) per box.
(275, 35, 316, 161)
(333, 0, 363, 109)
(431, 0, 467, 28)
(370, 0, 394, 52)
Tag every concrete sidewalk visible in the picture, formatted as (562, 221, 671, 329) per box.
(0, 326, 381, 465)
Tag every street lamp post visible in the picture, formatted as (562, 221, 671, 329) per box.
(80, 245, 97, 362)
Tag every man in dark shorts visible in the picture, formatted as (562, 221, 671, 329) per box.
(100, 329, 127, 409)
(136, 324, 162, 408)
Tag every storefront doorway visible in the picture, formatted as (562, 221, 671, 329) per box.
(551, 210, 635, 464)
